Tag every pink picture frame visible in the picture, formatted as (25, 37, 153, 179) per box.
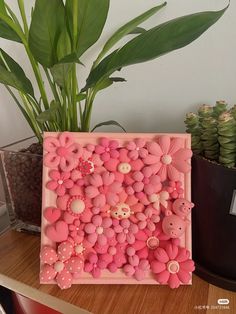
(40, 132, 194, 289)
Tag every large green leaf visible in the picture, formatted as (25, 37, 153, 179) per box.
(50, 63, 73, 89)
(94, 2, 166, 65)
(91, 120, 126, 132)
(0, 49, 34, 95)
(66, 0, 110, 58)
(0, 0, 22, 42)
(85, 6, 228, 89)
(37, 100, 60, 123)
(29, 0, 66, 67)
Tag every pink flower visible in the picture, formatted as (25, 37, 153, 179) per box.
(85, 171, 122, 207)
(40, 242, 83, 289)
(144, 136, 192, 182)
(135, 208, 160, 231)
(126, 138, 148, 160)
(133, 222, 175, 261)
(84, 215, 114, 246)
(95, 137, 119, 162)
(123, 247, 150, 281)
(44, 132, 83, 171)
(68, 219, 84, 243)
(130, 166, 162, 198)
(113, 218, 138, 244)
(84, 252, 108, 278)
(108, 190, 144, 220)
(106, 243, 127, 272)
(151, 243, 195, 288)
(46, 170, 74, 196)
(56, 186, 92, 224)
(164, 181, 184, 199)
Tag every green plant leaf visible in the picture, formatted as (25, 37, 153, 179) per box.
(0, 49, 34, 95)
(86, 6, 228, 89)
(66, 0, 110, 58)
(59, 52, 83, 64)
(57, 28, 72, 61)
(95, 2, 166, 65)
(50, 63, 73, 88)
(128, 27, 146, 35)
(91, 120, 126, 132)
(76, 93, 86, 102)
(0, 0, 22, 42)
(36, 100, 59, 123)
(29, 0, 66, 67)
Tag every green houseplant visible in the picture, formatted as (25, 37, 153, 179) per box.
(185, 102, 236, 291)
(0, 0, 228, 231)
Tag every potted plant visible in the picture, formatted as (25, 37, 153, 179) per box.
(185, 102, 236, 291)
(0, 0, 228, 231)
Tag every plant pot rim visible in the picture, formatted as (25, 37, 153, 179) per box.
(193, 153, 236, 173)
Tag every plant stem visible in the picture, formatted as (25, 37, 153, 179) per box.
(17, 0, 29, 38)
(44, 67, 61, 104)
(71, 64, 78, 130)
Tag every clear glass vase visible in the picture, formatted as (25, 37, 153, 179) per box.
(0, 136, 42, 233)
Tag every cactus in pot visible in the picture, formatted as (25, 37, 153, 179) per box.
(185, 101, 236, 168)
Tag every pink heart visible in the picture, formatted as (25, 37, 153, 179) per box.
(46, 221, 69, 242)
(44, 207, 61, 223)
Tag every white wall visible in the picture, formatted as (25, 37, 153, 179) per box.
(0, 0, 234, 147)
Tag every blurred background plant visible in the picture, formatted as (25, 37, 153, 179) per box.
(0, 0, 228, 142)
(185, 101, 236, 168)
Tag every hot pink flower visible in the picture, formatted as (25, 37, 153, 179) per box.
(46, 170, 74, 196)
(133, 222, 175, 261)
(164, 181, 184, 199)
(123, 247, 150, 281)
(144, 136, 192, 182)
(56, 185, 92, 224)
(151, 243, 195, 288)
(130, 166, 162, 198)
(113, 218, 138, 244)
(84, 215, 114, 246)
(84, 252, 108, 278)
(95, 137, 119, 162)
(44, 132, 83, 171)
(40, 242, 83, 289)
(126, 138, 148, 160)
(68, 219, 85, 243)
(85, 171, 122, 207)
(135, 207, 160, 231)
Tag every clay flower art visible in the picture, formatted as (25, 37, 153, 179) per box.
(151, 243, 195, 288)
(144, 135, 192, 181)
(126, 138, 148, 160)
(113, 218, 138, 244)
(46, 170, 74, 196)
(135, 207, 160, 231)
(95, 137, 119, 162)
(44, 132, 83, 171)
(164, 181, 184, 199)
(84, 252, 108, 278)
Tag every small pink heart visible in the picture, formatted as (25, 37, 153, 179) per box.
(46, 221, 69, 242)
(44, 207, 61, 223)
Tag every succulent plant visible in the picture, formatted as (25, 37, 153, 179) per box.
(185, 101, 236, 168)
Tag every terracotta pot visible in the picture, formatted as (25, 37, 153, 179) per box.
(192, 154, 236, 291)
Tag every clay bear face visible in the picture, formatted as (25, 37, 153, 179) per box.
(110, 203, 132, 220)
(162, 214, 188, 238)
(172, 198, 194, 218)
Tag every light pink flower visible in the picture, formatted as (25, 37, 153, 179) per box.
(84, 252, 108, 278)
(164, 181, 184, 199)
(44, 132, 83, 171)
(126, 138, 148, 160)
(151, 243, 195, 288)
(46, 170, 74, 196)
(113, 218, 138, 244)
(85, 171, 122, 207)
(68, 219, 85, 243)
(144, 136, 192, 182)
(123, 247, 150, 281)
(84, 215, 114, 246)
(95, 137, 119, 162)
(135, 208, 160, 231)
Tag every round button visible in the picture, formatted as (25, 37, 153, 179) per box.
(146, 236, 159, 250)
(70, 199, 85, 214)
(167, 260, 180, 274)
(161, 154, 172, 165)
(118, 162, 131, 174)
(54, 261, 64, 272)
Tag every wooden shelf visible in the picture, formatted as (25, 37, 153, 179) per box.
(0, 230, 235, 314)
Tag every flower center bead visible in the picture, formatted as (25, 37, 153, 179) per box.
(58, 180, 64, 185)
(146, 236, 160, 250)
(56, 147, 68, 157)
(70, 199, 85, 214)
(75, 244, 84, 254)
(118, 162, 131, 174)
(54, 261, 64, 272)
(167, 260, 180, 274)
(96, 226, 104, 235)
(161, 154, 172, 165)
(124, 229, 129, 234)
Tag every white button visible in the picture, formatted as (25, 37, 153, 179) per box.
(70, 199, 85, 214)
(118, 162, 131, 174)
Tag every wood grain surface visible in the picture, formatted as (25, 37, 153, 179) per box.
(0, 230, 235, 314)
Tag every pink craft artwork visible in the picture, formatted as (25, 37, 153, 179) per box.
(40, 132, 194, 289)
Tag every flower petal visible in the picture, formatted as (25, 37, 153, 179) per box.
(168, 138, 184, 155)
(155, 270, 170, 284)
(147, 142, 162, 156)
(151, 261, 166, 273)
(44, 137, 59, 152)
(168, 273, 180, 289)
(165, 244, 178, 260)
(177, 269, 191, 284)
(154, 247, 169, 263)
(158, 136, 170, 155)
